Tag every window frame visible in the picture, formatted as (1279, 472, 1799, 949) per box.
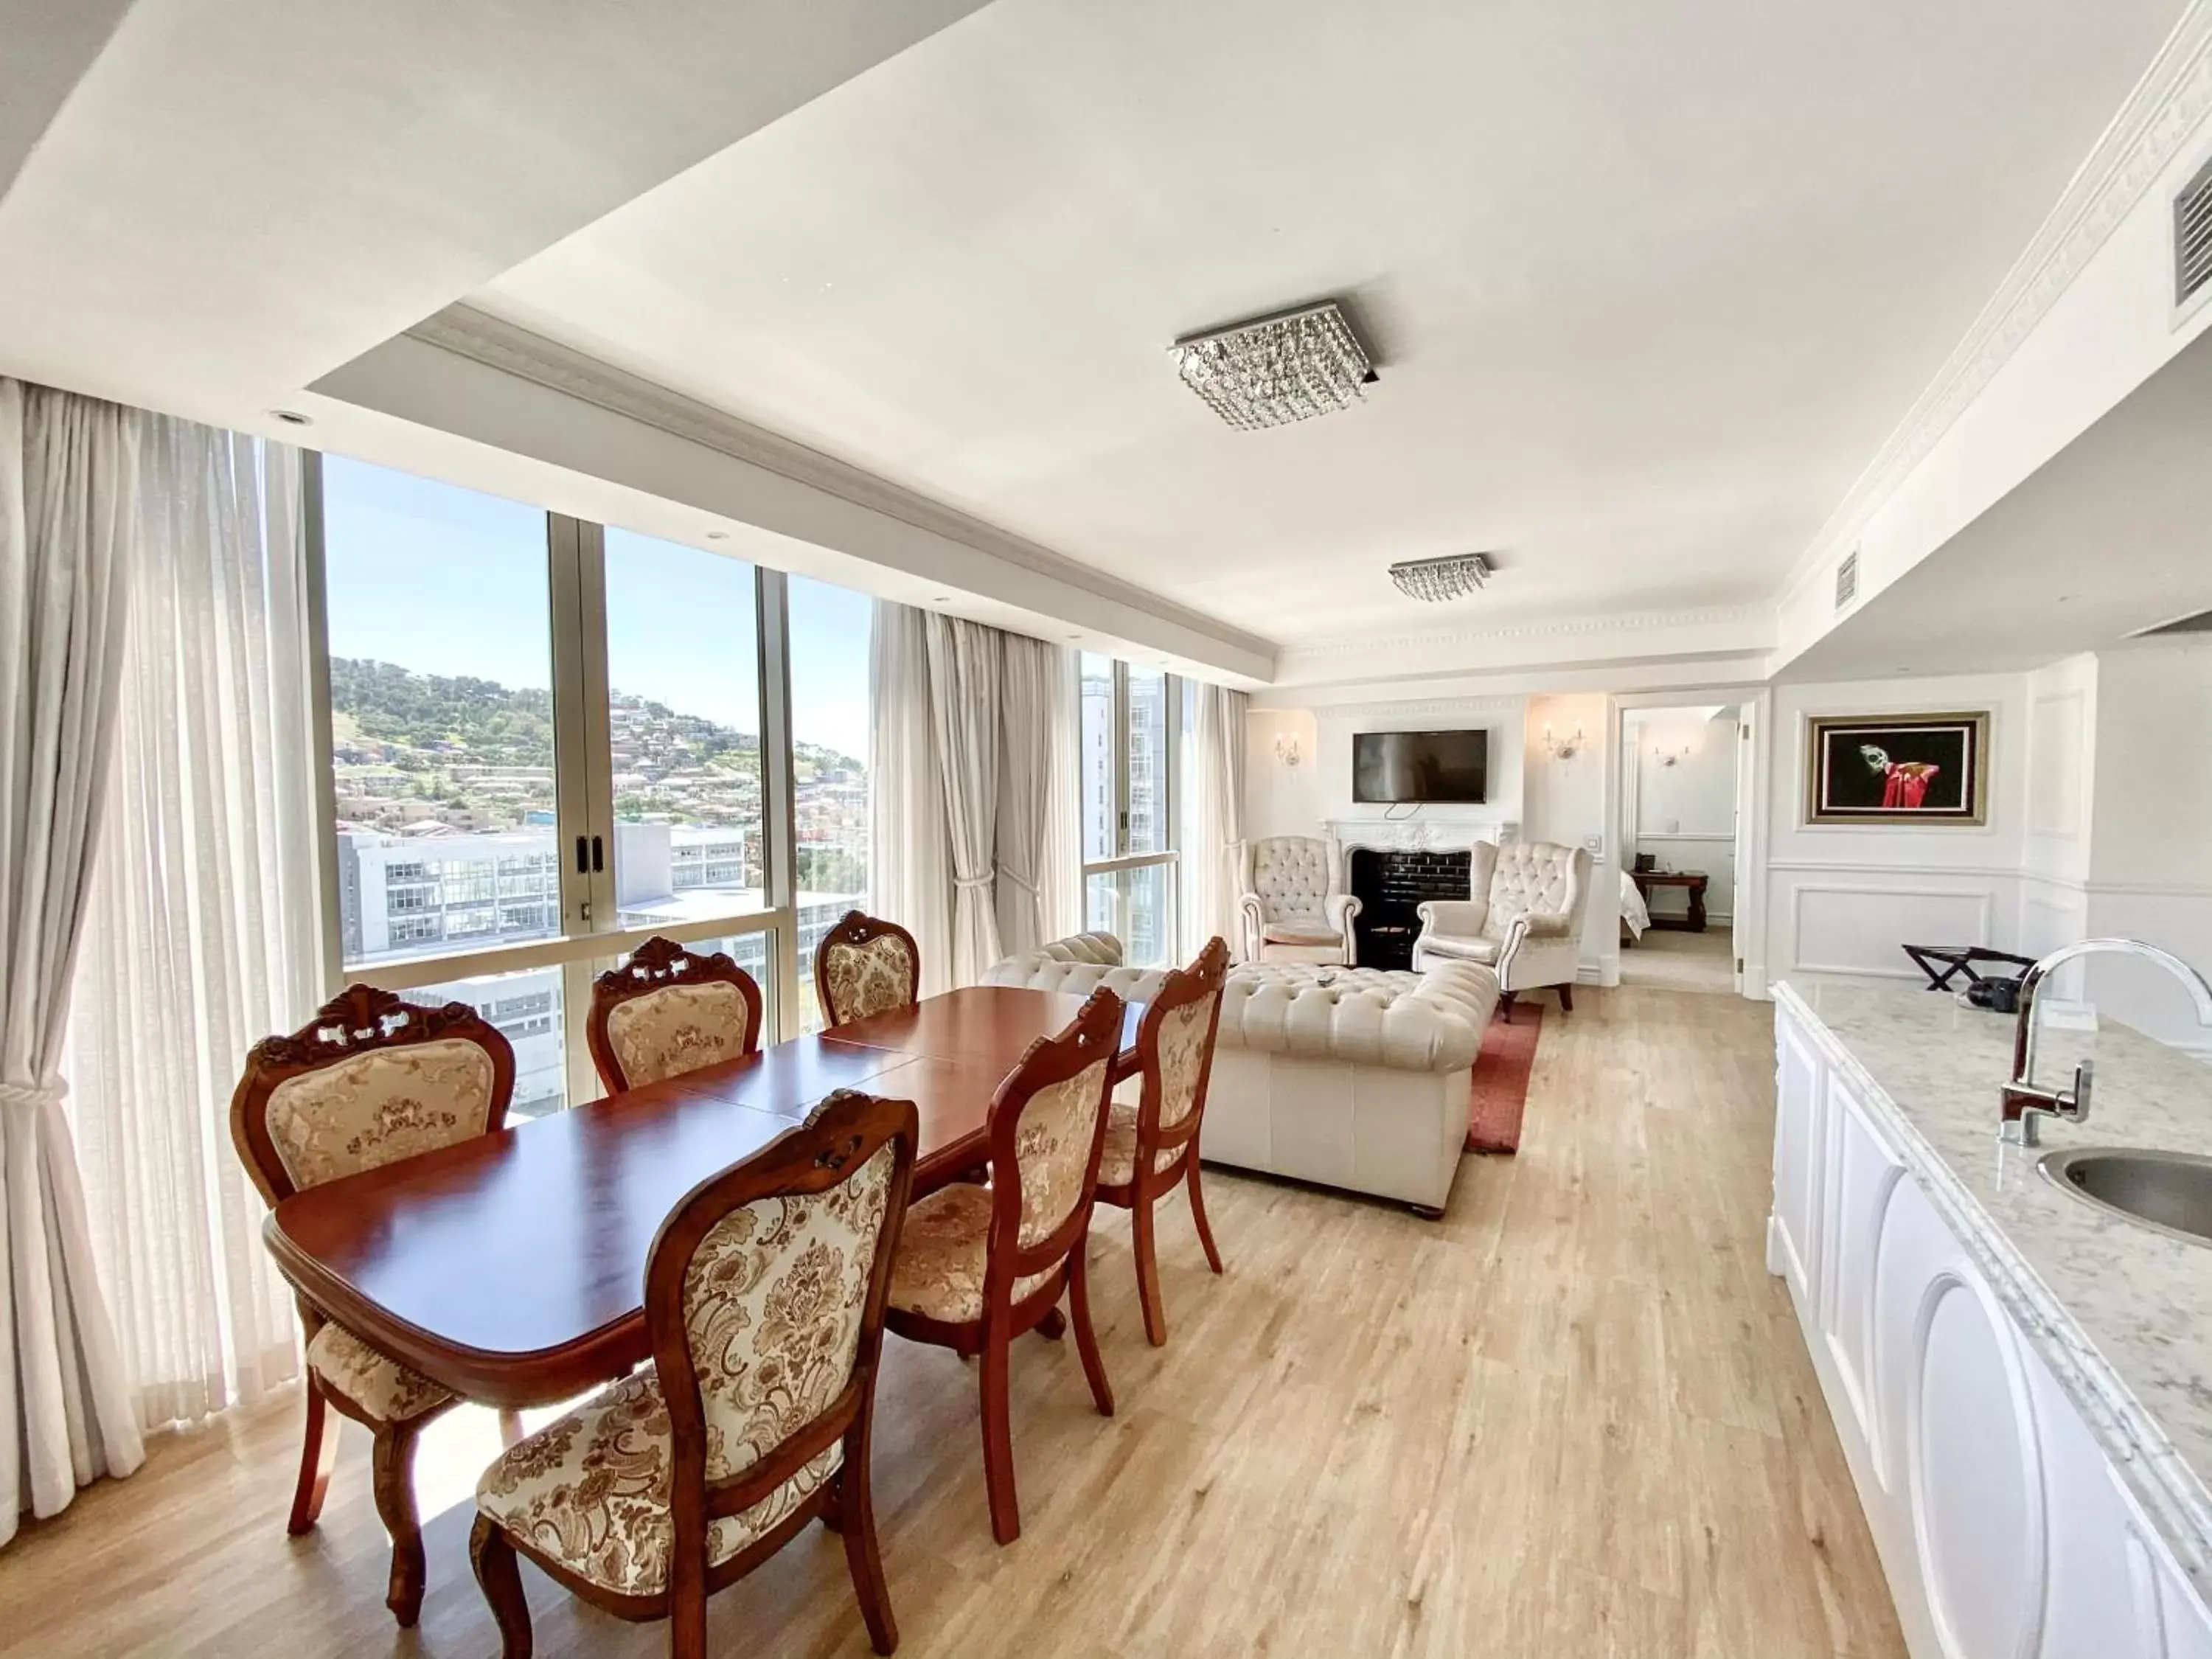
(1080, 658, 1182, 964)
(302, 453, 827, 1113)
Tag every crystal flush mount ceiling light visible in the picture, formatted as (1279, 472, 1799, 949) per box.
(1388, 552, 1495, 603)
(1170, 300, 1376, 431)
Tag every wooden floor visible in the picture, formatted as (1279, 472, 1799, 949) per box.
(0, 986, 1902, 1658)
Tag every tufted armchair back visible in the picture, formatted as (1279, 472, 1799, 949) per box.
(1479, 841, 1589, 936)
(1242, 836, 1336, 927)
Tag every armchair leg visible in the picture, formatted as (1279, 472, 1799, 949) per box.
(1499, 991, 1517, 1023)
(1557, 984, 1573, 1014)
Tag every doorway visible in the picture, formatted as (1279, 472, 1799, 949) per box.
(1617, 701, 1747, 995)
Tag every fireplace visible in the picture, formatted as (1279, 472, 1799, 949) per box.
(1348, 846, 1472, 970)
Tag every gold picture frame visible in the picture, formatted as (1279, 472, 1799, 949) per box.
(1803, 711, 1990, 827)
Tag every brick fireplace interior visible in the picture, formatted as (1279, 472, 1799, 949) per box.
(1347, 846, 1473, 970)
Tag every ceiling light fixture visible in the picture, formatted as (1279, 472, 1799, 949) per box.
(1388, 552, 1494, 603)
(1170, 299, 1375, 431)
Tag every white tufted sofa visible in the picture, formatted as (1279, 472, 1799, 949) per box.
(1207, 960, 1496, 1214)
(1411, 841, 1590, 1018)
(981, 937, 1497, 1214)
(1236, 835, 1360, 965)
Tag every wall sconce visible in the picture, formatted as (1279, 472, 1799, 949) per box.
(1274, 734, 1304, 768)
(1652, 742, 1692, 768)
(1543, 723, 1584, 761)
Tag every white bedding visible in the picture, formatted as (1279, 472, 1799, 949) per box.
(1620, 869, 1651, 939)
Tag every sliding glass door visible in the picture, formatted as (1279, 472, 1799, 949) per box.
(309, 453, 871, 1110)
(1079, 653, 1181, 967)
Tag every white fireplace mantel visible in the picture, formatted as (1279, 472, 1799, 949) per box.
(1324, 813, 1518, 852)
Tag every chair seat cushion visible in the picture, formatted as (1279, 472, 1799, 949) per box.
(476, 1369, 840, 1598)
(1417, 934, 1500, 965)
(1097, 1099, 1181, 1189)
(886, 1183, 1054, 1324)
(1262, 922, 1341, 947)
(307, 1322, 453, 1425)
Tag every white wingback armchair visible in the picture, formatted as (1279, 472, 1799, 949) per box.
(1411, 841, 1590, 1016)
(1237, 835, 1360, 965)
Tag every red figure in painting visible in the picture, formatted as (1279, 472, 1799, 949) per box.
(1861, 745, 1940, 810)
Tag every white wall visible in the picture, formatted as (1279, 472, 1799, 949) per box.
(1630, 710, 1739, 920)
(2017, 653, 2098, 961)
(2081, 638, 2212, 1054)
(1765, 671, 2034, 984)
(1523, 692, 1615, 975)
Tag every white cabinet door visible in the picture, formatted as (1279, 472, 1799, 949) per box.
(1819, 1068, 1906, 1489)
(1772, 1006, 1826, 1307)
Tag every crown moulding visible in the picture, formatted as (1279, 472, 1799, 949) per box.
(403, 304, 1275, 664)
(1276, 605, 1772, 663)
(1775, 0, 2212, 611)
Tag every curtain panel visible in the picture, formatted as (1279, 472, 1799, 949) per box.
(1183, 682, 1248, 962)
(868, 603, 953, 998)
(65, 420, 316, 1437)
(925, 614, 1004, 986)
(0, 380, 147, 1543)
(995, 634, 1079, 957)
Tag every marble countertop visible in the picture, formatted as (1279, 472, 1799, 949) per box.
(1775, 974, 2212, 1585)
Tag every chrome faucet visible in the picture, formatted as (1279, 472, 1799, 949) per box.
(2000, 939, 2212, 1145)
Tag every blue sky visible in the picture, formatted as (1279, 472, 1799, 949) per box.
(322, 456, 873, 757)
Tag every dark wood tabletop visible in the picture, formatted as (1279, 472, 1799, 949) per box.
(262, 986, 1140, 1408)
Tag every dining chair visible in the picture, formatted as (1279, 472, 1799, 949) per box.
(470, 1090, 918, 1659)
(229, 984, 517, 1627)
(814, 910, 922, 1026)
(587, 934, 765, 1093)
(1094, 936, 1231, 1346)
(883, 985, 1124, 1544)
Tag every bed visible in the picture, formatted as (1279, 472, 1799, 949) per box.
(1619, 868, 1650, 942)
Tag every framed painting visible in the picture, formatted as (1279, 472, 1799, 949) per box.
(1803, 712, 1989, 827)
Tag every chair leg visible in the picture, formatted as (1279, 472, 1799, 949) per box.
(837, 1430, 900, 1655)
(669, 1580, 709, 1659)
(1131, 1196, 1168, 1347)
(1557, 982, 1573, 1014)
(287, 1376, 341, 1534)
(1499, 990, 1517, 1022)
(1068, 1245, 1115, 1419)
(1034, 1305, 1067, 1340)
(978, 1322, 1020, 1545)
(496, 1407, 525, 1449)
(470, 1514, 535, 1659)
(1186, 1162, 1225, 1276)
(371, 1419, 428, 1627)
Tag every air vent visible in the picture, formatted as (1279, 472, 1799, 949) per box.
(2129, 606, 2212, 639)
(2180, 153, 2212, 308)
(1834, 549, 1860, 612)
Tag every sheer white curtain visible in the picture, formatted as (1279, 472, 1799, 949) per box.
(1181, 681, 1248, 961)
(65, 420, 316, 1437)
(869, 602, 953, 996)
(925, 613, 1004, 985)
(0, 380, 147, 1543)
(996, 635, 1078, 956)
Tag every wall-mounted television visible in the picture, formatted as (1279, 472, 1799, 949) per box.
(1352, 728, 1489, 804)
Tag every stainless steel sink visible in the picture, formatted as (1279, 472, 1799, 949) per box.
(2039, 1147, 2212, 1248)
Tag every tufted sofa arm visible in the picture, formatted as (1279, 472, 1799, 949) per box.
(1217, 961, 1497, 1071)
(982, 932, 1172, 1003)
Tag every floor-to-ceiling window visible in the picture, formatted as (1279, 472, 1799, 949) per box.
(1079, 652, 1181, 967)
(312, 456, 873, 1110)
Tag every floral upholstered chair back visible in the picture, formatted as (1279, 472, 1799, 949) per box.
(588, 936, 765, 1093)
(994, 987, 1124, 1256)
(229, 986, 517, 1204)
(814, 911, 921, 1027)
(648, 1090, 916, 1493)
(1144, 936, 1231, 1143)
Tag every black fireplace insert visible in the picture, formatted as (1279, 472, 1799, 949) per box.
(1347, 846, 1472, 971)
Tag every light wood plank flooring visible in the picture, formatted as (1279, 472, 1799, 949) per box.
(0, 986, 1902, 1658)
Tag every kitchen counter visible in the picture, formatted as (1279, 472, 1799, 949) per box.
(1776, 973, 2212, 1588)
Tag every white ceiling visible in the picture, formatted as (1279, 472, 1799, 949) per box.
(1787, 328, 2212, 681)
(472, 0, 2185, 649)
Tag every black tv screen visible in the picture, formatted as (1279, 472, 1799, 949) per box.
(1353, 729, 1489, 804)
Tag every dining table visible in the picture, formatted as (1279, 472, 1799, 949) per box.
(262, 985, 1144, 1409)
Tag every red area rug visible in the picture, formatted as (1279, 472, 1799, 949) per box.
(1466, 1004, 1543, 1154)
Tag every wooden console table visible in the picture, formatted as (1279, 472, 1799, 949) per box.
(1632, 870, 1709, 933)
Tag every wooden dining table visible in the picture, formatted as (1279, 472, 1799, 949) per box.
(262, 986, 1143, 1408)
